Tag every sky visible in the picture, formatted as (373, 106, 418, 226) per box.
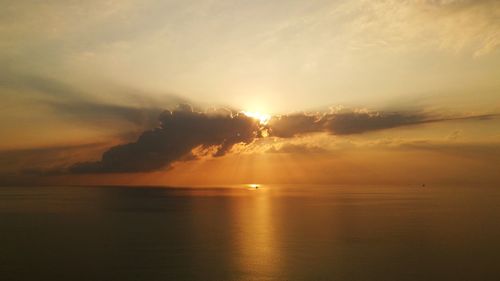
(1, 0, 499, 186)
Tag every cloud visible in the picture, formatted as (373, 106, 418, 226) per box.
(400, 141, 500, 161)
(268, 111, 499, 137)
(266, 114, 323, 138)
(64, 105, 499, 174)
(0, 67, 183, 129)
(340, 0, 500, 56)
(266, 143, 328, 154)
(0, 143, 112, 186)
(268, 111, 423, 137)
(0, 66, 192, 149)
(70, 105, 261, 173)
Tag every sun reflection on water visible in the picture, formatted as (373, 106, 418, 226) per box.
(234, 184, 281, 278)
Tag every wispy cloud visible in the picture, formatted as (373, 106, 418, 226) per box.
(266, 143, 328, 154)
(341, 0, 500, 56)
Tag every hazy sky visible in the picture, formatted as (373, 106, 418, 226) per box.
(1, 0, 499, 185)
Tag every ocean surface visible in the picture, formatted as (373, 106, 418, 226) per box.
(1, 184, 499, 281)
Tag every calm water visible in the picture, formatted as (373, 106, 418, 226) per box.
(1, 185, 499, 281)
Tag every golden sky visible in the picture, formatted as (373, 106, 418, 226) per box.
(1, 0, 499, 186)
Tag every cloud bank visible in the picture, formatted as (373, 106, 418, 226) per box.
(67, 105, 498, 174)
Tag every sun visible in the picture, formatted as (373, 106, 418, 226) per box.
(242, 111, 271, 125)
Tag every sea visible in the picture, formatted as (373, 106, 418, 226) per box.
(1, 184, 499, 280)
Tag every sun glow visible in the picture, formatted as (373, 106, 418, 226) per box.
(247, 183, 261, 190)
(243, 111, 271, 125)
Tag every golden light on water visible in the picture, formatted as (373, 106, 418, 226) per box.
(233, 182, 281, 277)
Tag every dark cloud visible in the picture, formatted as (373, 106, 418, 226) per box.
(267, 114, 323, 138)
(268, 111, 499, 137)
(70, 105, 261, 173)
